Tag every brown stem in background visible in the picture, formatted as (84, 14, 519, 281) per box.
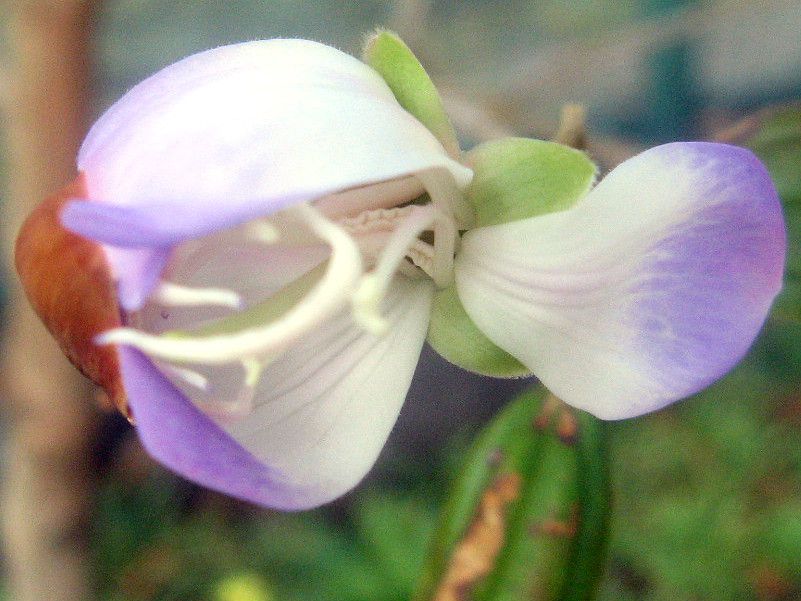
(1, 2, 100, 600)
(552, 103, 588, 149)
(387, 0, 433, 49)
(442, 90, 641, 170)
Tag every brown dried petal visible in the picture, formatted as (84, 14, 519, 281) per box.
(15, 174, 129, 418)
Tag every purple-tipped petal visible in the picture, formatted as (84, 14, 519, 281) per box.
(62, 198, 312, 248)
(111, 247, 171, 311)
(119, 346, 312, 509)
(121, 277, 433, 509)
(456, 142, 786, 419)
(69, 40, 470, 309)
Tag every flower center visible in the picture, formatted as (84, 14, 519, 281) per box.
(339, 203, 457, 334)
(96, 173, 466, 419)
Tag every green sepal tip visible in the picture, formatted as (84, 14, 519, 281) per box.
(466, 137, 597, 228)
(363, 30, 461, 157)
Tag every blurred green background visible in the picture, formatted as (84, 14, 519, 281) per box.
(2, 1, 801, 600)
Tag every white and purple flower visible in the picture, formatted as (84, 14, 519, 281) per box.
(17, 36, 785, 509)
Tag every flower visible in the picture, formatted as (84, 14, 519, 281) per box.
(16, 35, 785, 510)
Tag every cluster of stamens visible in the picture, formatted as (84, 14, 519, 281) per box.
(96, 174, 467, 419)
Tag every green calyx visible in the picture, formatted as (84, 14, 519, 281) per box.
(429, 138, 597, 377)
(362, 30, 461, 158)
(465, 137, 597, 228)
(363, 32, 600, 379)
(428, 284, 529, 378)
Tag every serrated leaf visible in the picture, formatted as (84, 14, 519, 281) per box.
(414, 388, 609, 601)
(465, 138, 597, 228)
(427, 284, 530, 378)
(363, 30, 460, 157)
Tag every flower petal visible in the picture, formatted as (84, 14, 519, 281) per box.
(72, 39, 470, 234)
(455, 142, 786, 419)
(122, 276, 433, 509)
(64, 40, 470, 308)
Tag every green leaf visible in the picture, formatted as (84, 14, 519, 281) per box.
(560, 410, 610, 601)
(465, 138, 597, 228)
(363, 30, 460, 157)
(773, 274, 801, 324)
(744, 106, 801, 206)
(784, 205, 801, 277)
(427, 284, 530, 377)
(414, 388, 610, 601)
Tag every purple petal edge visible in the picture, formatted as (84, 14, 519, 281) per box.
(61, 191, 309, 248)
(631, 142, 786, 412)
(118, 347, 331, 510)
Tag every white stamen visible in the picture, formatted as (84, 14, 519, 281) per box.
(153, 281, 244, 309)
(417, 169, 475, 230)
(352, 205, 438, 334)
(97, 203, 363, 364)
(242, 357, 263, 387)
(406, 240, 435, 275)
(159, 363, 210, 390)
(432, 215, 457, 288)
(246, 220, 281, 244)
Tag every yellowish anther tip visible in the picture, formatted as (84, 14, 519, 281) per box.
(246, 221, 281, 244)
(352, 276, 390, 336)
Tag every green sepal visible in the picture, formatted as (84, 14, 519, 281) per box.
(362, 30, 461, 157)
(427, 284, 529, 378)
(413, 387, 610, 601)
(428, 138, 597, 372)
(466, 138, 597, 227)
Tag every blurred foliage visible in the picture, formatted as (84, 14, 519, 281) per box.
(92, 472, 440, 601)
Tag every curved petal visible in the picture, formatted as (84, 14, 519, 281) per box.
(122, 276, 433, 509)
(64, 40, 470, 307)
(69, 39, 471, 235)
(456, 143, 785, 419)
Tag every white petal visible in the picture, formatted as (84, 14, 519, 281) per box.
(78, 40, 471, 215)
(137, 236, 329, 334)
(202, 276, 433, 508)
(66, 40, 471, 310)
(455, 143, 785, 419)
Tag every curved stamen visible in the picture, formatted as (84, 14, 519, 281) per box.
(97, 203, 363, 364)
(159, 363, 210, 390)
(417, 168, 475, 230)
(432, 214, 457, 288)
(352, 204, 438, 334)
(152, 281, 243, 309)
